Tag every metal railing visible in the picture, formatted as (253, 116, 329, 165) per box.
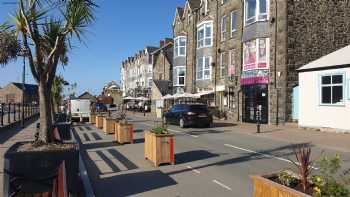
(0, 103, 39, 127)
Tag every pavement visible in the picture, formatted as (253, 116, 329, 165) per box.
(73, 113, 350, 197)
(1, 113, 350, 197)
(0, 118, 38, 197)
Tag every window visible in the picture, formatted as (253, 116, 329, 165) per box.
(244, 0, 268, 25)
(231, 11, 237, 36)
(221, 16, 227, 41)
(242, 38, 269, 71)
(196, 56, 211, 80)
(221, 0, 228, 4)
(174, 66, 186, 86)
(174, 36, 186, 57)
(320, 74, 345, 105)
(228, 49, 236, 77)
(220, 52, 227, 78)
(197, 22, 213, 48)
(148, 78, 153, 88)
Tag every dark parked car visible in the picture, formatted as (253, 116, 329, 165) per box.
(164, 104, 213, 128)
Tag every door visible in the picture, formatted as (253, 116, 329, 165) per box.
(292, 86, 299, 121)
(243, 85, 268, 124)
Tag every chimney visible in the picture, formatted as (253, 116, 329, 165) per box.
(160, 40, 165, 48)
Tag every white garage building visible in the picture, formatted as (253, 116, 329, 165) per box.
(298, 45, 350, 132)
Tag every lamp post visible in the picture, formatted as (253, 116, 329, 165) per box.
(19, 47, 28, 128)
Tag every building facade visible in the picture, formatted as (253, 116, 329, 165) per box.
(102, 81, 123, 105)
(0, 83, 38, 104)
(121, 46, 158, 98)
(170, 0, 350, 124)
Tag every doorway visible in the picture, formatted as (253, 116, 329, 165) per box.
(242, 85, 268, 124)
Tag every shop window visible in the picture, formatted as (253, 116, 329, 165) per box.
(243, 38, 269, 71)
(320, 74, 344, 105)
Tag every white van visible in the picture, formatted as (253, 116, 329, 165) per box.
(70, 99, 91, 122)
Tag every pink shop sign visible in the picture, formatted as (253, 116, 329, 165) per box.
(240, 76, 269, 85)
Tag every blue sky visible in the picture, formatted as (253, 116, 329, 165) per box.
(0, 0, 185, 95)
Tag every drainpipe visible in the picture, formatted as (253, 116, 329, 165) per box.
(274, 0, 279, 125)
(193, 9, 198, 94)
(238, 0, 244, 123)
(214, 0, 220, 106)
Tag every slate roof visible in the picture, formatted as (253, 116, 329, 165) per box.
(176, 7, 184, 18)
(151, 41, 174, 65)
(154, 80, 172, 96)
(11, 83, 38, 95)
(298, 45, 350, 71)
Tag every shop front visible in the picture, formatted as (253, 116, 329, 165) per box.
(241, 38, 270, 124)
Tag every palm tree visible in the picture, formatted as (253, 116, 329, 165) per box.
(52, 75, 69, 116)
(1, 0, 97, 143)
(0, 23, 20, 65)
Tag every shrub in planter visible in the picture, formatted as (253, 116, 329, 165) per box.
(3, 141, 79, 196)
(251, 145, 314, 197)
(115, 120, 134, 144)
(251, 145, 350, 197)
(144, 126, 175, 167)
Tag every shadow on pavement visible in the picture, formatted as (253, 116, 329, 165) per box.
(167, 143, 313, 176)
(175, 150, 220, 164)
(212, 122, 237, 128)
(0, 116, 38, 144)
(186, 129, 226, 136)
(96, 170, 177, 197)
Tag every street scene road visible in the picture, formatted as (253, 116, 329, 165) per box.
(72, 113, 350, 197)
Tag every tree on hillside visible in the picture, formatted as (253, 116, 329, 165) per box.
(0, 0, 97, 143)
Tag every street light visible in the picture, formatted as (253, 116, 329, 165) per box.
(19, 46, 29, 128)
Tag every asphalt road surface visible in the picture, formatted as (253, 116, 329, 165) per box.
(73, 115, 350, 197)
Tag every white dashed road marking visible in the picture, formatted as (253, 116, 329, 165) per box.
(186, 165, 201, 174)
(224, 144, 319, 170)
(212, 180, 232, 191)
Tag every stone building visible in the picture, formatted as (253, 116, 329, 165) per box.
(151, 39, 174, 114)
(121, 46, 158, 98)
(0, 82, 38, 104)
(170, 0, 350, 124)
(151, 38, 173, 81)
(102, 81, 123, 105)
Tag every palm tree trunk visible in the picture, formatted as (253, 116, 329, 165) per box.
(38, 81, 53, 143)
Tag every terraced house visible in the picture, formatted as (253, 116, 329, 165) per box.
(121, 47, 158, 98)
(171, 0, 350, 125)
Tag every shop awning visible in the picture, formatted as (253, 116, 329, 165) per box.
(135, 97, 150, 101)
(194, 90, 215, 97)
(123, 96, 136, 100)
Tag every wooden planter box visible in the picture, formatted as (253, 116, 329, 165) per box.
(251, 174, 311, 197)
(90, 113, 96, 124)
(144, 131, 175, 167)
(4, 142, 79, 196)
(115, 122, 134, 144)
(95, 115, 104, 129)
(103, 117, 115, 134)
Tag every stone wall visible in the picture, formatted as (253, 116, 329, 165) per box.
(285, 0, 350, 121)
